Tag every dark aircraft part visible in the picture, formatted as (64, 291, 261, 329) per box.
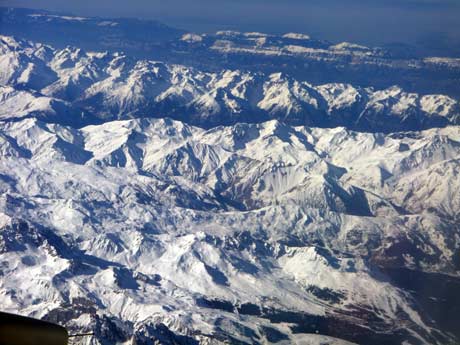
(0, 311, 68, 345)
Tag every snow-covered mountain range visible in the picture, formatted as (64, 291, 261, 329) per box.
(1, 35, 459, 132)
(1, 116, 460, 344)
(1, 9, 460, 345)
(2, 7, 460, 97)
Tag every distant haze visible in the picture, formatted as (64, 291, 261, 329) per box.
(2, 0, 460, 55)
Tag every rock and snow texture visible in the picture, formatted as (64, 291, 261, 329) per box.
(0, 28, 460, 345)
(0, 35, 459, 132)
(3, 6, 460, 98)
(0, 116, 459, 344)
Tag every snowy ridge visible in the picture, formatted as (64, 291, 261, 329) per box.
(1, 116, 459, 344)
(2, 6, 460, 97)
(0, 35, 459, 132)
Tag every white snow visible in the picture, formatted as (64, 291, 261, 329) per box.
(0, 34, 458, 345)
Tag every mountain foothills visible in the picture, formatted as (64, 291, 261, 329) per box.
(0, 8, 460, 345)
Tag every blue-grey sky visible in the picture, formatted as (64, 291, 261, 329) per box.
(3, 0, 460, 50)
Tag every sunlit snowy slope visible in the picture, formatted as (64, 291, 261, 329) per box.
(1, 116, 460, 344)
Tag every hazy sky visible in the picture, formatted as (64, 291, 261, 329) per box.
(3, 0, 460, 50)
